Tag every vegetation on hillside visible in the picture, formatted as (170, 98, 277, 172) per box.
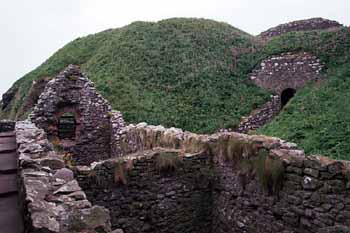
(1, 18, 269, 133)
(2, 17, 350, 159)
(256, 28, 350, 160)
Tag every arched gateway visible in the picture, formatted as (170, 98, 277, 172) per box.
(281, 88, 296, 108)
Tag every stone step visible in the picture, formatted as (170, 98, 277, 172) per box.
(0, 132, 15, 138)
(0, 153, 17, 174)
(0, 143, 16, 154)
(0, 136, 16, 144)
(0, 195, 24, 233)
(0, 174, 18, 197)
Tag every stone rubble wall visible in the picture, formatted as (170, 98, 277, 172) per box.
(259, 18, 342, 40)
(16, 120, 112, 233)
(76, 149, 213, 233)
(250, 52, 324, 95)
(211, 137, 350, 233)
(234, 95, 280, 133)
(109, 111, 126, 157)
(30, 65, 113, 165)
(108, 123, 350, 233)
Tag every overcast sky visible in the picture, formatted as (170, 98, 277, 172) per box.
(1, 0, 349, 96)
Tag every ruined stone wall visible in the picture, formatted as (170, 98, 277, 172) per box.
(108, 124, 350, 233)
(234, 95, 280, 133)
(259, 18, 342, 40)
(15, 121, 112, 233)
(110, 110, 126, 157)
(76, 150, 213, 233)
(30, 65, 113, 165)
(250, 52, 324, 95)
(211, 136, 350, 233)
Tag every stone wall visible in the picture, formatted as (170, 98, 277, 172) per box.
(30, 65, 114, 165)
(259, 18, 342, 40)
(110, 110, 126, 157)
(211, 137, 350, 233)
(16, 120, 112, 233)
(106, 123, 350, 233)
(250, 52, 324, 95)
(76, 149, 213, 233)
(234, 95, 280, 133)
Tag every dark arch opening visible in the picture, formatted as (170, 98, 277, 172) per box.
(281, 88, 296, 109)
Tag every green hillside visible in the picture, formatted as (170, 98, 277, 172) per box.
(2, 17, 350, 159)
(256, 28, 350, 160)
(0, 18, 269, 133)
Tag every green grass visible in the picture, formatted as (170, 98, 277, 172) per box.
(3, 18, 350, 160)
(1, 18, 269, 134)
(256, 28, 350, 160)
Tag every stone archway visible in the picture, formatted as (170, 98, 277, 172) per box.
(281, 88, 296, 108)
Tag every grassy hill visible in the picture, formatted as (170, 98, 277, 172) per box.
(256, 28, 350, 160)
(2, 17, 350, 159)
(0, 18, 269, 134)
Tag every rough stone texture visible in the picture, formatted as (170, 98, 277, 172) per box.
(259, 18, 342, 40)
(29, 65, 114, 165)
(250, 52, 324, 95)
(220, 52, 324, 134)
(212, 147, 350, 233)
(76, 149, 213, 233)
(16, 120, 112, 233)
(232, 95, 280, 133)
(110, 110, 126, 157)
(104, 123, 350, 233)
(0, 120, 16, 132)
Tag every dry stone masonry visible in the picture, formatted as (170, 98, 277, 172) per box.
(9, 64, 350, 233)
(76, 149, 213, 233)
(95, 123, 350, 233)
(259, 18, 342, 40)
(234, 95, 280, 133)
(16, 120, 112, 233)
(250, 52, 324, 95)
(230, 52, 324, 133)
(30, 65, 113, 165)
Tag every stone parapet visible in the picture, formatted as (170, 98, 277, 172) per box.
(106, 123, 350, 233)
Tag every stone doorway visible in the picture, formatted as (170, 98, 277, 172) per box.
(281, 88, 296, 109)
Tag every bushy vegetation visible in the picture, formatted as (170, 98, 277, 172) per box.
(257, 28, 350, 160)
(0, 18, 269, 133)
(2, 17, 350, 159)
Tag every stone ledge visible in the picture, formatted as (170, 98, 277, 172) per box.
(16, 121, 112, 233)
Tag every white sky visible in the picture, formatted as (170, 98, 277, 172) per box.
(1, 0, 349, 96)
